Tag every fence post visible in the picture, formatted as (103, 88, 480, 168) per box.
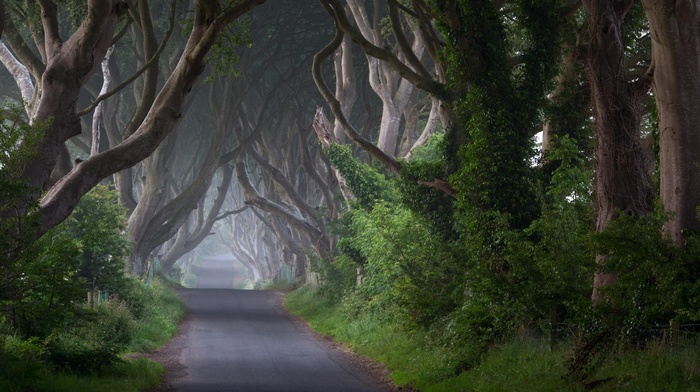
(549, 304, 558, 350)
(670, 319, 681, 347)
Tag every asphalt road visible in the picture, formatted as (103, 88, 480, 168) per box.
(158, 258, 386, 392)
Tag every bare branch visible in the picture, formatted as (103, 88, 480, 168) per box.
(321, 0, 445, 98)
(37, 0, 266, 235)
(0, 41, 34, 113)
(3, 17, 45, 79)
(312, 8, 402, 175)
(388, 0, 431, 79)
(35, 0, 60, 53)
(216, 206, 250, 221)
(417, 179, 456, 198)
(77, 0, 176, 117)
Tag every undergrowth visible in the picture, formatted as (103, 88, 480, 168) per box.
(285, 285, 700, 392)
(0, 276, 184, 392)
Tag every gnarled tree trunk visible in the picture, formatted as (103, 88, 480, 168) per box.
(581, 0, 654, 303)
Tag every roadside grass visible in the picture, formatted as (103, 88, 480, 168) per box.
(591, 342, 700, 392)
(285, 285, 700, 392)
(127, 278, 186, 352)
(1, 358, 163, 392)
(0, 276, 184, 392)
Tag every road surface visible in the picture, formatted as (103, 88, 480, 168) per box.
(152, 258, 386, 392)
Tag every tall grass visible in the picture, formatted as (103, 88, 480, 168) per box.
(127, 278, 185, 352)
(285, 286, 461, 389)
(0, 358, 163, 392)
(0, 277, 184, 392)
(285, 285, 700, 392)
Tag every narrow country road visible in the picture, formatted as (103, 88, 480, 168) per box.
(153, 257, 387, 392)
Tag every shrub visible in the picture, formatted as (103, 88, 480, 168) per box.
(46, 332, 123, 374)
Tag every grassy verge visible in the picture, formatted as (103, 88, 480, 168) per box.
(0, 277, 184, 392)
(0, 357, 163, 392)
(285, 285, 700, 392)
(127, 278, 186, 352)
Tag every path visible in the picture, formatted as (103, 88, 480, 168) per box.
(151, 258, 387, 392)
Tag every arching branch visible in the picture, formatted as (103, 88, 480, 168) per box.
(311, 10, 401, 175)
(321, 0, 445, 98)
(388, 0, 431, 79)
(77, 0, 177, 117)
(216, 206, 250, 221)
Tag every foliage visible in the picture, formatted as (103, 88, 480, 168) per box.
(127, 277, 185, 352)
(288, 286, 700, 392)
(62, 185, 132, 292)
(354, 202, 465, 328)
(0, 277, 182, 389)
(8, 185, 132, 338)
(320, 143, 466, 328)
(399, 133, 458, 240)
(322, 143, 398, 210)
(565, 205, 700, 383)
(311, 253, 357, 304)
(0, 106, 45, 303)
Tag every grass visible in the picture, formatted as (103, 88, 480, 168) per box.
(285, 286, 461, 389)
(0, 358, 163, 392)
(0, 277, 185, 392)
(127, 278, 186, 352)
(592, 342, 700, 392)
(426, 339, 580, 392)
(285, 285, 700, 392)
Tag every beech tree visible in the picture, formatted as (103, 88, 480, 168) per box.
(1, 0, 265, 251)
(643, 1, 700, 247)
(580, 1, 654, 302)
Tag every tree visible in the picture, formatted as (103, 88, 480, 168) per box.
(2, 0, 266, 252)
(642, 1, 700, 247)
(580, 0, 654, 302)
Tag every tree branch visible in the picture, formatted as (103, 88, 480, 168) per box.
(417, 179, 456, 198)
(0, 41, 34, 112)
(216, 206, 250, 221)
(388, 0, 431, 79)
(312, 7, 402, 176)
(35, 0, 60, 53)
(236, 160, 323, 240)
(37, 0, 265, 236)
(77, 0, 176, 117)
(3, 17, 45, 79)
(321, 0, 445, 98)
(0, 0, 5, 39)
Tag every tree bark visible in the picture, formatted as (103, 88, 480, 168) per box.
(0, 41, 34, 114)
(581, 0, 654, 303)
(643, 0, 700, 247)
(91, 46, 114, 157)
(24, 0, 128, 191)
(38, 0, 266, 237)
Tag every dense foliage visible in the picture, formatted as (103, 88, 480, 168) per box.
(1, 180, 183, 386)
(308, 2, 700, 387)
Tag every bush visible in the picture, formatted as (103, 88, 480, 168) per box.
(312, 254, 357, 304)
(46, 332, 123, 374)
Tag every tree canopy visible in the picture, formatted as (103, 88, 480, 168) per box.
(2, 0, 700, 387)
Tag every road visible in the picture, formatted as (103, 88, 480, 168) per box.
(153, 257, 386, 392)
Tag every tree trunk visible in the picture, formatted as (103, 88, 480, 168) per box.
(0, 41, 34, 114)
(38, 0, 266, 237)
(643, 1, 700, 247)
(23, 1, 127, 191)
(581, 0, 654, 303)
